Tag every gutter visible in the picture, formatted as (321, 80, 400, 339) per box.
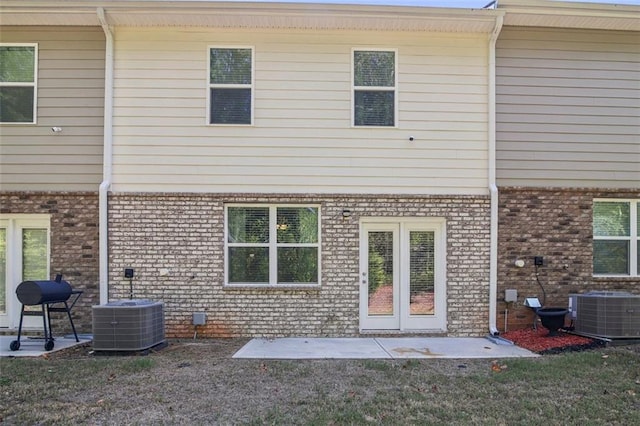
(98, 7, 114, 305)
(488, 13, 504, 336)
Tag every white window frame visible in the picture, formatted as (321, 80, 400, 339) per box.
(206, 46, 254, 126)
(0, 43, 38, 125)
(351, 47, 398, 128)
(593, 199, 639, 277)
(224, 204, 321, 287)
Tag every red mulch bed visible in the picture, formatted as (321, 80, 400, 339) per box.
(502, 327, 606, 355)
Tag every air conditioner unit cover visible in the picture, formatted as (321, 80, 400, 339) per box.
(92, 300, 165, 351)
(574, 292, 640, 339)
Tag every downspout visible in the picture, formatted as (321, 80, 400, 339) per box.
(98, 7, 114, 305)
(488, 13, 504, 336)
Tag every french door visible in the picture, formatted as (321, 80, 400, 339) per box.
(359, 220, 446, 332)
(0, 216, 50, 328)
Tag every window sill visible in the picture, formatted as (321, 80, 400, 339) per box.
(223, 284, 321, 291)
(593, 275, 639, 280)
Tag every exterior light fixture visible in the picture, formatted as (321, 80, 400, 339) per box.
(342, 209, 352, 218)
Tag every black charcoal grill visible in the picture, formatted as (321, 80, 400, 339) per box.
(9, 275, 82, 351)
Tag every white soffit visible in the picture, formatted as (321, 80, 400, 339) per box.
(504, 14, 640, 31)
(2, 1, 638, 31)
(0, 2, 499, 32)
(500, 0, 640, 31)
(0, 12, 99, 26)
(104, 10, 497, 32)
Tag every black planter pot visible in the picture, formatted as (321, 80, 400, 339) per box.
(537, 308, 568, 336)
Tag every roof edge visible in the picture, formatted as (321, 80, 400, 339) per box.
(0, 1, 502, 32)
(498, 0, 640, 31)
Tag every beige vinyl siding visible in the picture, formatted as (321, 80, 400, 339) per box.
(111, 28, 489, 195)
(496, 27, 640, 188)
(0, 26, 105, 191)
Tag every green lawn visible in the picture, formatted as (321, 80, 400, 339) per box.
(1, 340, 638, 425)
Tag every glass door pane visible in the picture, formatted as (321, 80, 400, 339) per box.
(21, 228, 48, 315)
(409, 231, 435, 316)
(22, 228, 48, 281)
(367, 231, 394, 316)
(0, 228, 6, 314)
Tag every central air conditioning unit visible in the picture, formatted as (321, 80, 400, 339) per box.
(92, 300, 165, 351)
(569, 291, 640, 339)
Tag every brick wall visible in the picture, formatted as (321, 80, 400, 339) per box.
(108, 193, 491, 338)
(497, 188, 640, 332)
(0, 192, 99, 333)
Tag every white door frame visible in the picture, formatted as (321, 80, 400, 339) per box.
(359, 217, 447, 332)
(359, 222, 401, 330)
(0, 215, 51, 329)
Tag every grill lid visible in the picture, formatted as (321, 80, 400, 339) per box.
(16, 280, 73, 305)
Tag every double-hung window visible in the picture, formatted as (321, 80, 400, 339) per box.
(225, 205, 320, 286)
(208, 47, 253, 125)
(0, 44, 37, 124)
(593, 200, 639, 276)
(352, 49, 397, 127)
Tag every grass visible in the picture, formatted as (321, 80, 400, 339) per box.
(0, 340, 638, 425)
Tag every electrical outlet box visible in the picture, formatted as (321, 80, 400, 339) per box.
(505, 289, 518, 303)
(534, 256, 544, 266)
(124, 268, 134, 278)
(192, 312, 207, 326)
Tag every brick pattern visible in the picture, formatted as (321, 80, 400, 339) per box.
(497, 188, 640, 332)
(0, 192, 100, 333)
(108, 193, 491, 338)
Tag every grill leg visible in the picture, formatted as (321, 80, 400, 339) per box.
(42, 304, 50, 342)
(43, 304, 55, 351)
(64, 301, 80, 342)
(16, 305, 25, 341)
(10, 305, 27, 351)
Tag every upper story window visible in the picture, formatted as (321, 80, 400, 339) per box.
(208, 47, 253, 125)
(353, 49, 397, 127)
(593, 200, 639, 276)
(225, 205, 320, 286)
(0, 44, 37, 124)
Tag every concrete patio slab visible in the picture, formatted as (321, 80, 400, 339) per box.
(233, 337, 539, 359)
(0, 335, 92, 358)
(377, 337, 537, 359)
(233, 337, 390, 359)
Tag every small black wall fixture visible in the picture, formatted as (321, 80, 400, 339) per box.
(124, 268, 134, 299)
